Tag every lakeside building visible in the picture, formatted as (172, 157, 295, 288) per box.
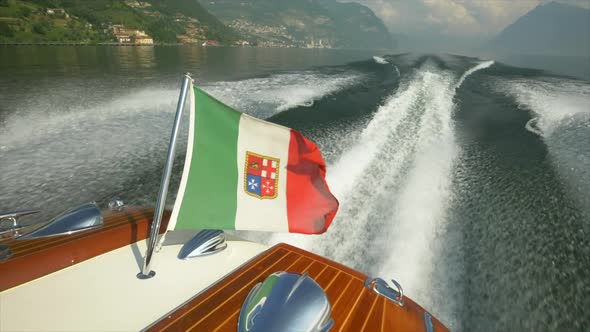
(132, 35, 153, 45)
(116, 35, 132, 43)
(111, 24, 153, 45)
(124, 0, 152, 9)
(202, 40, 220, 47)
(46, 8, 69, 18)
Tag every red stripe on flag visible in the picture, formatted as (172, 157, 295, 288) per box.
(286, 129, 339, 234)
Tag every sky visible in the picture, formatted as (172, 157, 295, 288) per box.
(348, 0, 590, 51)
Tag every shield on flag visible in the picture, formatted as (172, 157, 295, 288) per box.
(244, 151, 280, 199)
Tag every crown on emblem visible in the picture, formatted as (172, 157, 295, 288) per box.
(249, 161, 260, 170)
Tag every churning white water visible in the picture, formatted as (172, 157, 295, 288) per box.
(269, 61, 496, 330)
(0, 87, 181, 216)
(202, 71, 362, 118)
(499, 77, 590, 137)
(456, 60, 494, 89)
(497, 77, 590, 217)
(373, 56, 388, 64)
(0, 70, 359, 218)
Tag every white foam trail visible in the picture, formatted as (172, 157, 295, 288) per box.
(326, 81, 421, 197)
(455, 60, 494, 89)
(498, 77, 590, 217)
(269, 77, 423, 250)
(498, 78, 590, 136)
(394, 65, 401, 77)
(373, 56, 388, 64)
(525, 118, 544, 136)
(203, 71, 361, 118)
(376, 62, 495, 330)
(268, 60, 495, 331)
(377, 69, 457, 302)
(0, 88, 178, 149)
(0, 88, 179, 214)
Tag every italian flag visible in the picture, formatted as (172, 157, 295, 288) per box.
(168, 81, 339, 234)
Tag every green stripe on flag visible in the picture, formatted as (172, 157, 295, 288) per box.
(175, 87, 242, 230)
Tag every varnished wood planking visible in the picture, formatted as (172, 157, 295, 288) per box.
(331, 280, 365, 331)
(2, 209, 449, 331)
(193, 253, 303, 332)
(4, 208, 153, 255)
(383, 297, 397, 332)
(341, 283, 379, 331)
(286, 254, 314, 273)
(189, 251, 298, 331)
(150, 248, 290, 331)
(147, 243, 450, 332)
(315, 266, 340, 291)
(213, 309, 240, 332)
(359, 294, 381, 331)
(364, 295, 386, 331)
(325, 272, 355, 310)
(0, 207, 166, 291)
(305, 261, 328, 279)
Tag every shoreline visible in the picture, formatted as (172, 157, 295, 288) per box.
(0, 43, 394, 51)
(0, 42, 184, 47)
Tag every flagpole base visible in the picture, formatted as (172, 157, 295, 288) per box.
(137, 270, 156, 280)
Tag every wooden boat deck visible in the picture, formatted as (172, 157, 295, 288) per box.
(147, 243, 448, 332)
(1, 208, 448, 331)
(0, 207, 167, 291)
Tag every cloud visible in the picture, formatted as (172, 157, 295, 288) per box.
(422, 0, 490, 35)
(457, 1, 538, 36)
(348, 0, 588, 37)
(367, 0, 400, 20)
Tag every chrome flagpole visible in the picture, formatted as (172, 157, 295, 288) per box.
(138, 72, 192, 279)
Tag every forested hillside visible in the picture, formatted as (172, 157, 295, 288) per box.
(0, 0, 238, 44)
(201, 0, 394, 49)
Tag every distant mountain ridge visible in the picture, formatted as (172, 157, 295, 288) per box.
(1, 0, 394, 48)
(489, 2, 590, 56)
(200, 0, 394, 49)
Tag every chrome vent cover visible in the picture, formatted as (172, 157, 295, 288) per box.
(177, 229, 227, 259)
(17, 203, 103, 240)
(238, 271, 333, 332)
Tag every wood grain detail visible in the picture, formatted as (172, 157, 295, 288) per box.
(147, 243, 449, 332)
(1, 208, 450, 332)
(0, 207, 167, 291)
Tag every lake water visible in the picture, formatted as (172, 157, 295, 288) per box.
(1, 46, 589, 331)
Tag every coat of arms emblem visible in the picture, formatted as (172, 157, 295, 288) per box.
(244, 151, 279, 199)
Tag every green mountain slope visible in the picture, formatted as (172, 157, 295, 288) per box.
(145, 0, 237, 42)
(0, 0, 238, 43)
(0, 0, 107, 43)
(201, 0, 394, 49)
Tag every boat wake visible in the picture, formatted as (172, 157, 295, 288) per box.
(497, 77, 590, 137)
(0, 69, 362, 221)
(268, 59, 495, 330)
(373, 56, 388, 64)
(0, 88, 180, 219)
(455, 60, 494, 89)
(496, 77, 590, 216)
(3, 52, 588, 330)
(203, 71, 362, 118)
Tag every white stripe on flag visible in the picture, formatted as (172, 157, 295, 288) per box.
(235, 114, 290, 232)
